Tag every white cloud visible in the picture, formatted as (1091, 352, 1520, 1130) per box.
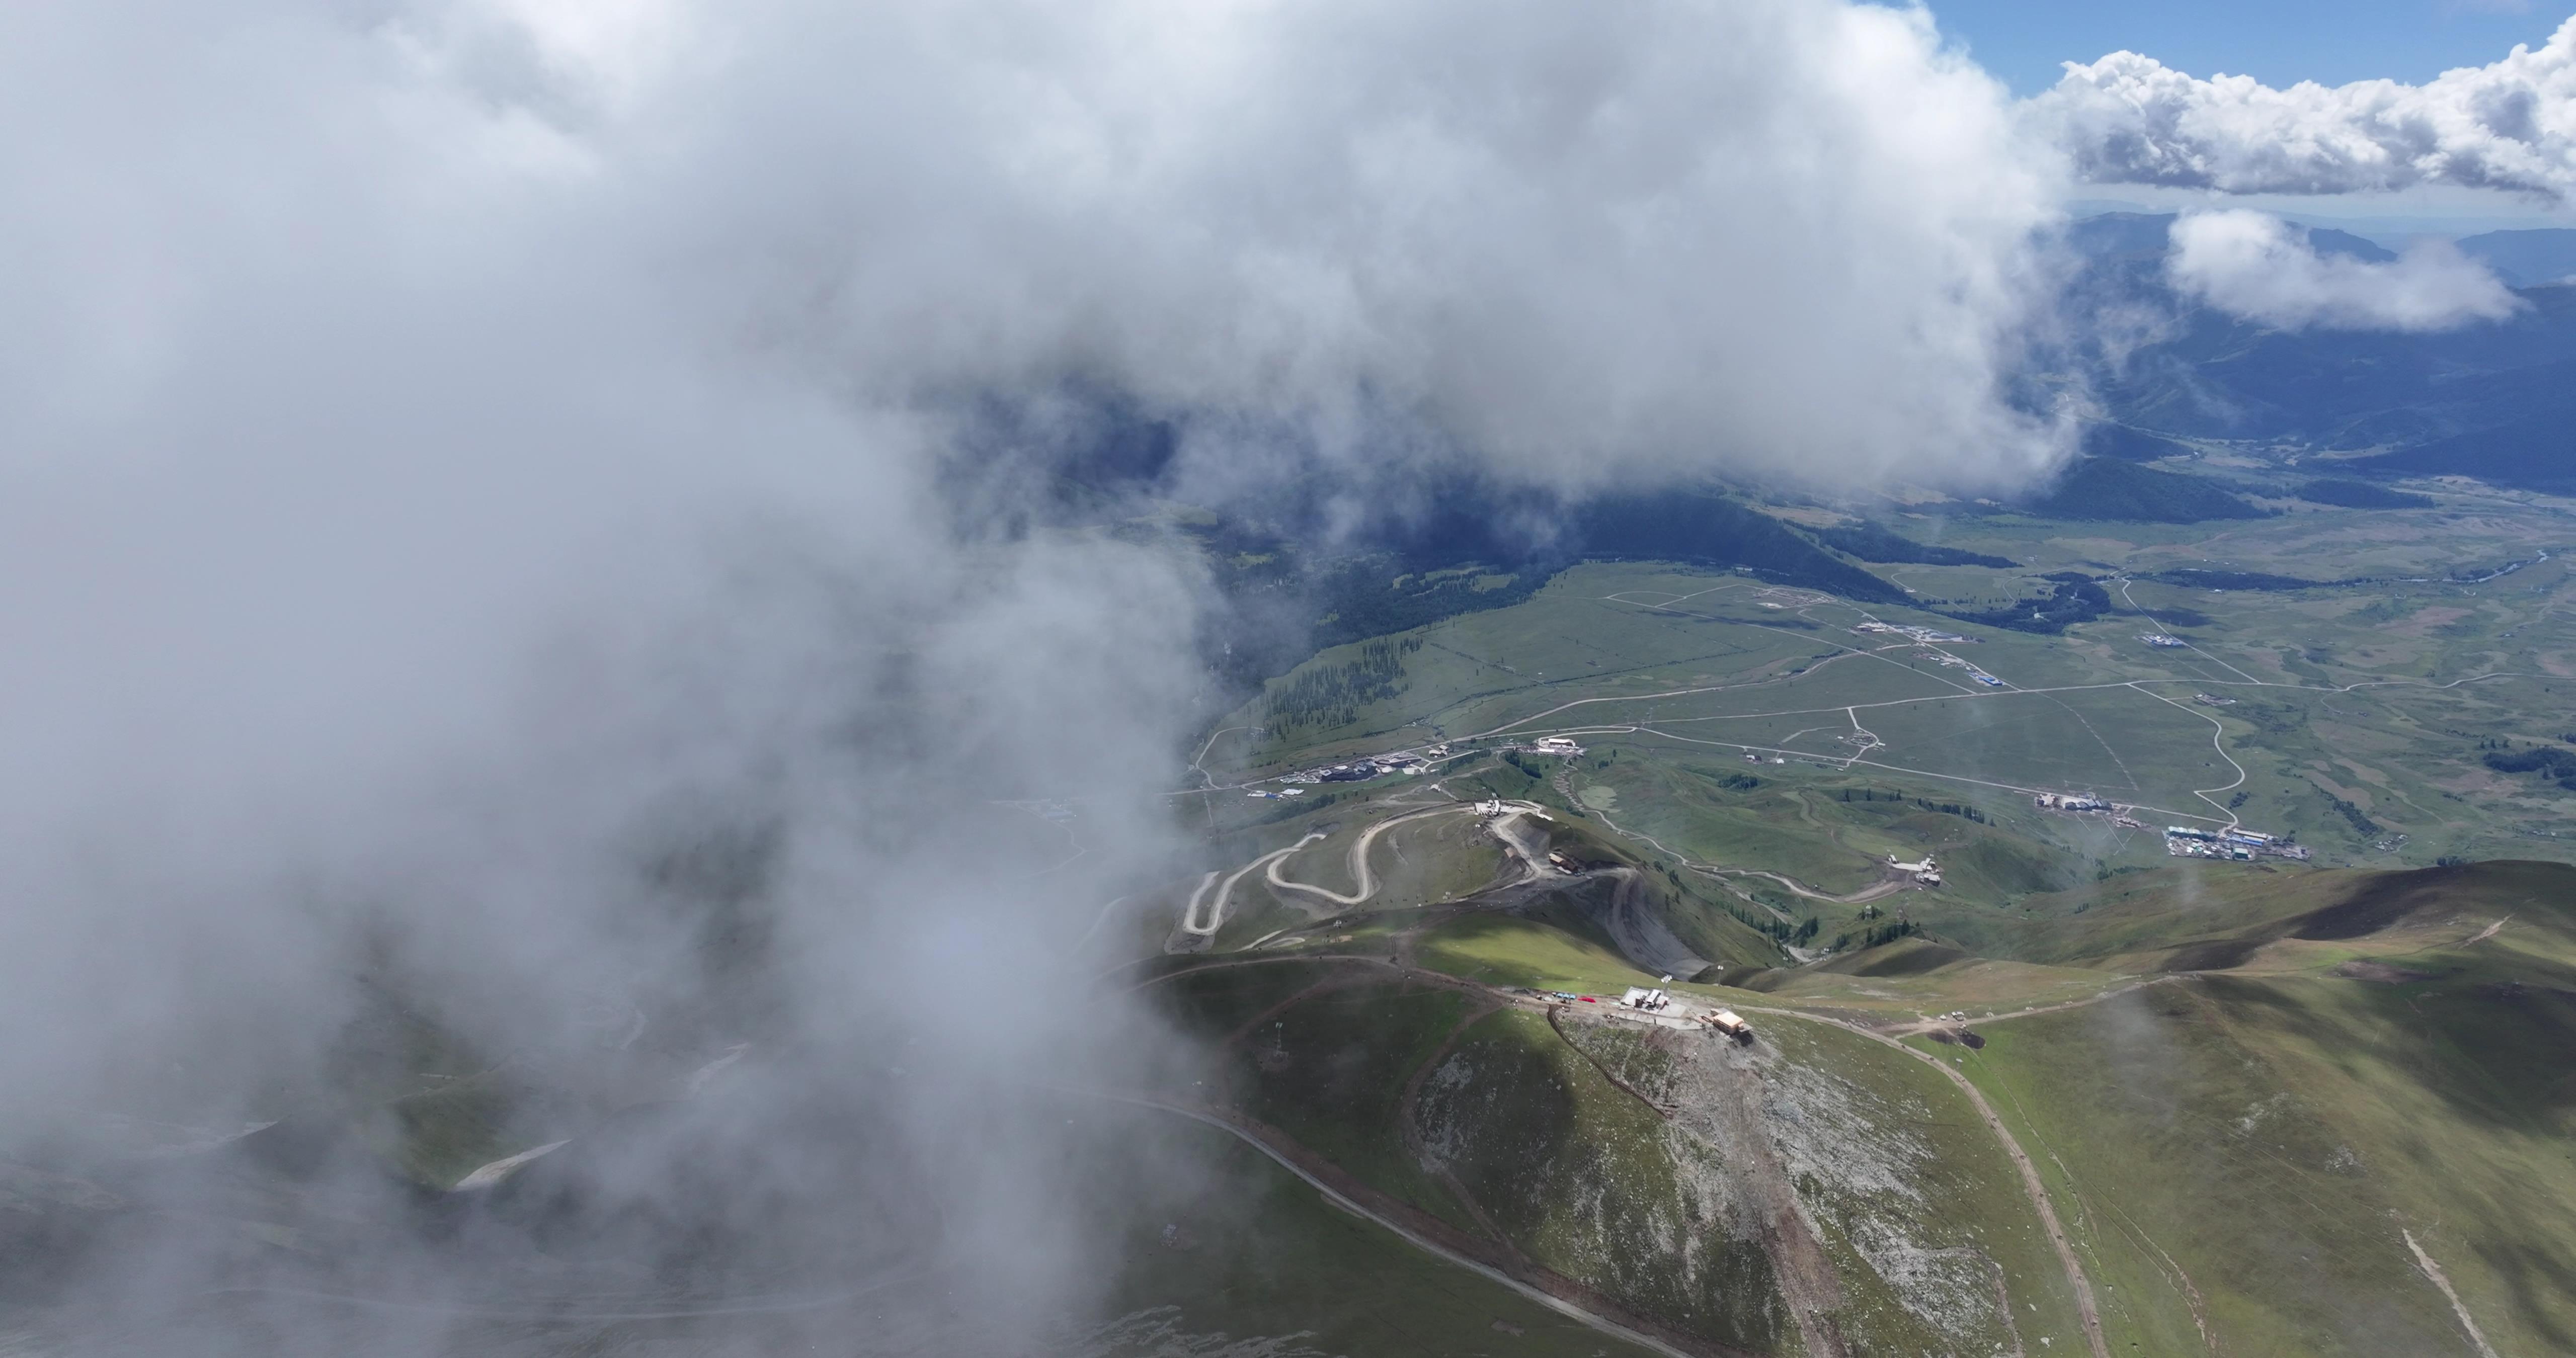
(2034, 15, 2576, 199)
(0, 0, 2080, 1344)
(618, 0, 2078, 491)
(2165, 209, 2525, 330)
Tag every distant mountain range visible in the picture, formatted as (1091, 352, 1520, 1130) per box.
(2455, 228, 2576, 288)
(2066, 213, 2576, 493)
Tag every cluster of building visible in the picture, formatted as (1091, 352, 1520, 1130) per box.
(1521, 985, 1754, 1042)
(2164, 824, 2311, 861)
(2032, 791, 2144, 828)
(2193, 693, 2237, 707)
(1244, 787, 1308, 800)
(2141, 633, 2189, 648)
(1907, 649, 2003, 686)
(1854, 622, 1975, 644)
(1525, 735, 1584, 757)
(1283, 753, 1433, 785)
(1886, 853, 1943, 887)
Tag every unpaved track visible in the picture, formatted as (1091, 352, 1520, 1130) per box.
(1069, 1088, 1725, 1358)
(1700, 867, 1907, 906)
(1544, 1004, 1674, 1121)
(1266, 804, 1481, 907)
(1577, 800, 1903, 907)
(1396, 1001, 1534, 1275)
(1738, 1005, 2112, 1358)
(1267, 804, 1546, 907)
(1878, 975, 2185, 1038)
(2404, 1229, 2501, 1358)
(1127, 953, 2109, 1356)
(1181, 835, 1323, 936)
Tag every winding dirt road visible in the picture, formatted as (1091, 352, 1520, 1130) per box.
(1265, 803, 1510, 907)
(1736, 1003, 2112, 1358)
(1070, 1086, 1715, 1358)
(1179, 834, 1325, 937)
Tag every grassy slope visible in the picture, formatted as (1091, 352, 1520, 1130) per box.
(1160, 953, 2096, 1355)
(1089, 1107, 1663, 1357)
(1751, 1015, 2089, 1355)
(1218, 497, 2576, 874)
(1419, 1008, 1793, 1353)
(1907, 861, 2576, 1353)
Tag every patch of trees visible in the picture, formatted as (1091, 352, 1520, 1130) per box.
(1245, 790, 1346, 824)
(1831, 919, 1920, 952)
(2357, 406, 2576, 495)
(1307, 559, 1545, 651)
(2483, 742, 2576, 791)
(2327, 794, 2383, 837)
(1941, 576, 2112, 635)
(2082, 425, 2193, 462)
(2296, 479, 2434, 509)
(1811, 521, 2017, 568)
(1718, 896, 1804, 949)
(1261, 636, 1421, 732)
(1569, 493, 1907, 603)
(1913, 798, 1989, 824)
(2017, 457, 2268, 523)
(2145, 567, 2328, 591)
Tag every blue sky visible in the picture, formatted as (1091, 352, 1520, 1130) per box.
(1928, 0, 2570, 95)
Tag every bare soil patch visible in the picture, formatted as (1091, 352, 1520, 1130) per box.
(2332, 960, 2435, 984)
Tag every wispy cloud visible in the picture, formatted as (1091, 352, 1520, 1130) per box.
(2165, 209, 2525, 330)
(0, 0, 2087, 1346)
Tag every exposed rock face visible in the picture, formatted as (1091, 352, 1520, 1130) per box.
(1411, 1010, 2032, 1356)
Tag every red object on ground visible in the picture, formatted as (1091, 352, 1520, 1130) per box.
(1578, 996, 1597, 1003)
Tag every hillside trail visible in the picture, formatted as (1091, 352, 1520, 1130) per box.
(2403, 1230, 2502, 1358)
(1737, 1005, 2112, 1358)
(1877, 975, 2187, 1038)
(1569, 796, 1904, 910)
(1179, 835, 1323, 938)
(1065, 1086, 1717, 1358)
(1123, 954, 2107, 1354)
(1266, 803, 1491, 908)
(1396, 1000, 1533, 1273)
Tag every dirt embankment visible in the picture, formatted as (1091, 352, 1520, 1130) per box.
(1662, 1037, 1853, 1358)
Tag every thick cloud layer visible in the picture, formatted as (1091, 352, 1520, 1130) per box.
(0, 0, 2081, 1349)
(2036, 15, 2576, 199)
(674, 0, 2075, 490)
(2166, 210, 2526, 331)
